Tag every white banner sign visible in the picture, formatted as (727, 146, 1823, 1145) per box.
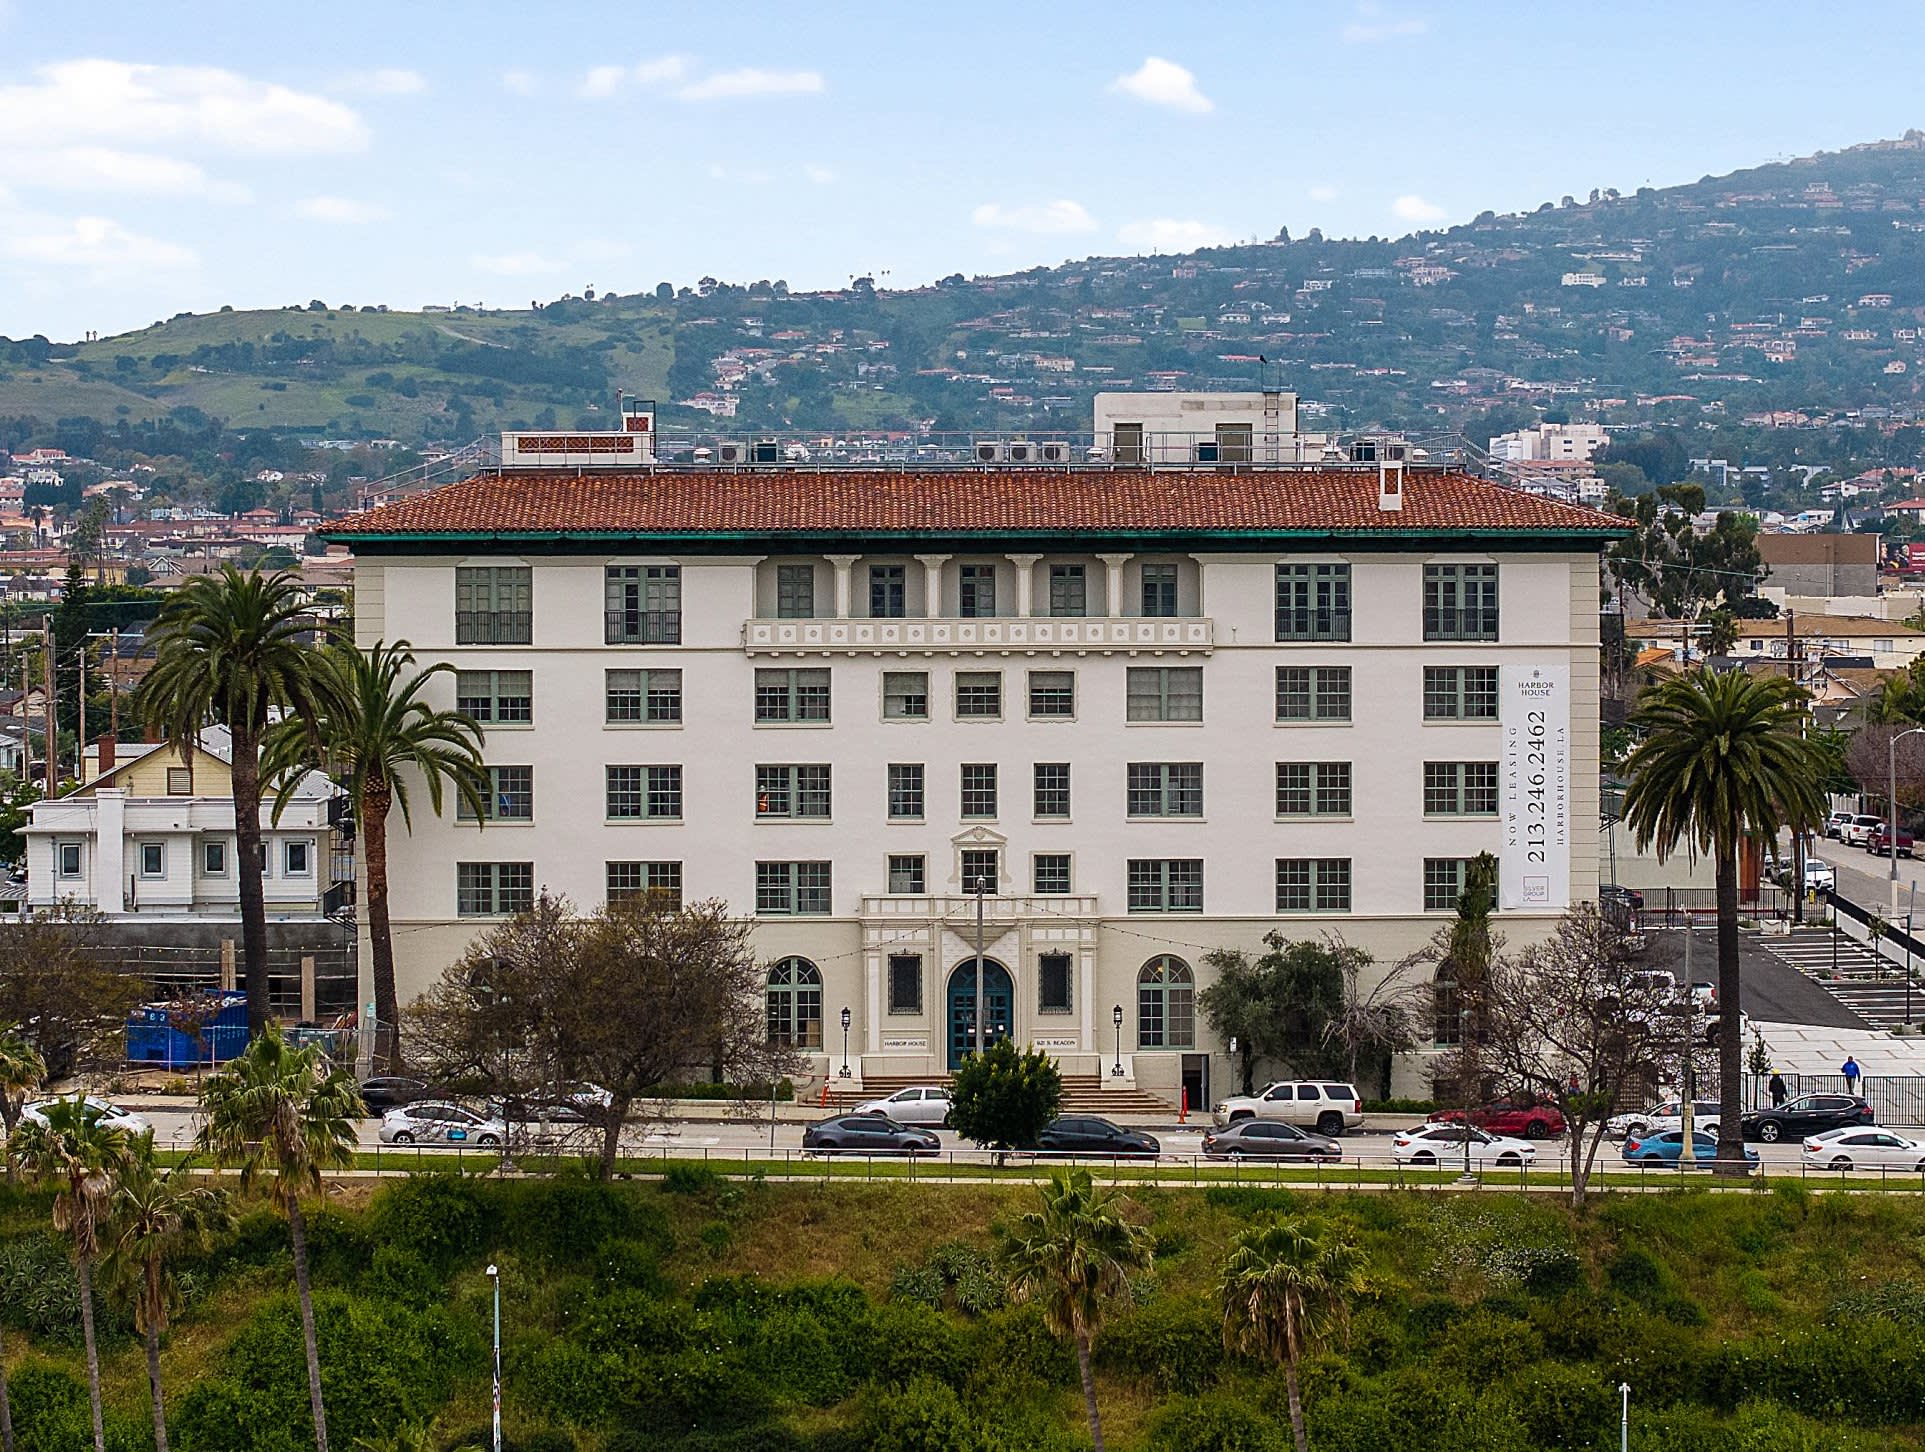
(1501, 663, 1571, 910)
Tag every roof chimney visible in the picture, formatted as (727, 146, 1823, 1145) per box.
(1378, 458, 1406, 513)
(97, 734, 114, 778)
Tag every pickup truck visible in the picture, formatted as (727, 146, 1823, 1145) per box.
(1866, 823, 1916, 859)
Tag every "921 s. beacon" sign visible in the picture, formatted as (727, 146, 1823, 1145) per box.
(1501, 665, 1570, 910)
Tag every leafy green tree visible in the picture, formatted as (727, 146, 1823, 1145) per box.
(0, 1034, 41, 1449)
(1002, 1170, 1153, 1452)
(947, 1038, 1062, 1158)
(1199, 934, 1374, 1090)
(0, 772, 43, 869)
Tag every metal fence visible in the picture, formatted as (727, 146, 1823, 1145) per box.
(1627, 884, 1795, 926)
(1741, 1072, 1925, 1124)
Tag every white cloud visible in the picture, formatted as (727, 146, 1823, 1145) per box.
(578, 64, 627, 99)
(804, 163, 837, 185)
(677, 68, 824, 101)
(1342, 2, 1428, 43)
(1391, 193, 1447, 222)
(501, 69, 540, 97)
(294, 195, 388, 224)
(972, 199, 1098, 235)
(1108, 57, 1212, 114)
(633, 55, 690, 86)
(472, 250, 564, 276)
(0, 59, 367, 154)
(4, 214, 196, 271)
(339, 67, 426, 95)
(0, 146, 248, 201)
(1117, 217, 1234, 251)
(1308, 184, 1339, 203)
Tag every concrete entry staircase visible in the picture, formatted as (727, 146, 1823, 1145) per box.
(822, 1073, 1180, 1116)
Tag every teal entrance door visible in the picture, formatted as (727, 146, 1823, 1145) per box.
(948, 960, 1013, 1069)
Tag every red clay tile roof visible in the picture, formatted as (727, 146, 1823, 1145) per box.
(331, 468, 1630, 539)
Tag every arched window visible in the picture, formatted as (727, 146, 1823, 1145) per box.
(1137, 955, 1194, 1050)
(766, 957, 823, 1049)
(1432, 964, 1463, 1046)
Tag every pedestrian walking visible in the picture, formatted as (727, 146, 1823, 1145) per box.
(1768, 1071, 1787, 1108)
(1841, 1056, 1862, 1093)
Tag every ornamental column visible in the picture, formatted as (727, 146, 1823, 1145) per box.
(825, 554, 859, 618)
(914, 554, 951, 618)
(1007, 553, 1042, 617)
(1097, 553, 1131, 617)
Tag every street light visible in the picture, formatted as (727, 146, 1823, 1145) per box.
(486, 1264, 502, 1452)
(1889, 726, 1925, 887)
(1111, 1003, 1125, 1077)
(1619, 1382, 1630, 1452)
(838, 1006, 852, 1079)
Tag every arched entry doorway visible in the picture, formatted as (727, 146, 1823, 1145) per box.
(947, 959, 1013, 1070)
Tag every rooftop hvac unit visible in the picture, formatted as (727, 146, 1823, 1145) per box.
(751, 439, 782, 464)
(1195, 441, 1219, 463)
(716, 442, 751, 464)
(1038, 441, 1072, 464)
(1348, 439, 1377, 463)
(1007, 440, 1037, 464)
(975, 441, 1008, 463)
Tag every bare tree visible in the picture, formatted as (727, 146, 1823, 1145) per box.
(0, 903, 141, 1085)
(1319, 951, 1428, 1099)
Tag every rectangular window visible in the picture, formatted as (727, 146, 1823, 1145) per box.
(457, 669, 534, 725)
(775, 563, 815, 619)
(756, 764, 832, 819)
(605, 668, 682, 724)
(1038, 951, 1073, 1012)
(883, 671, 929, 721)
(961, 848, 999, 892)
(606, 765, 683, 820)
(1424, 564, 1500, 642)
(606, 860, 682, 907)
(1275, 666, 1352, 722)
(605, 564, 681, 644)
(1425, 858, 1474, 911)
(887, 854, 926, 894)
(869, 564, 907, 619)
(755, 861, 832, 915)
(1127, 762, 1203, 817)
(1033, 763, 1070, 819)
(1048, 564, 1087, 617)
(455, 566, 532, 645)
(57, 841, 81, 877)
(1275, 563, 1352, 642)
(458, 765, 533, 822)
(887, 763, 924, 820)
(1140, 564, 1179, 617)
(959, 563, 997, 618)
(1033, 854, 1072, 895)
(888, 953, 923, 1013)
(165, 766, 192, 795)
(1216, 422, 1254, 463)
(1127, 859, 1203, 913)
(283, 840, 311, 876)
(1275, 762, 1352, 817)
(1028, 670, 1075, 719)
(1276, 858, 1353, 912)
(1126, 666, 1202, 722)
(956, 671, 1002, 719)
(1424, 665, 1500, 720)
(457, 862, 534, 917)
(139, 841, 164, 878)
(754, 667, 831, 723)
(960, 763, 998, 819)
(201, 841, 227, 876)
(1424, 761, 1500, 816)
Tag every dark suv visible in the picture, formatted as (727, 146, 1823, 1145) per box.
(1741, 1094, 1874, 1143)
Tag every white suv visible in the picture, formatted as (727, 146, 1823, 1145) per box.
(1212, 1081, 1364, 1137)
(1844, 815, 1884, 847)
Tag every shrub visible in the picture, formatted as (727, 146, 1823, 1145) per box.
(1437, 1311, 1544, 1383)
(965, 1304, 1075, 1392)
(363, 1243, 441, 1308)
(520, 1339, 625, 1426)
(571, 1287, 695, 1357)
(1503, 1363, 1615, 1450)
(589, 1237, 669, 1294)
(745, 1306, 851, 1406)
(500, 1177, 671, 1263)
(7, 1362, 149, 1452)
(0, 1233, 86, 1343)
(1098, 1295, 1223, 1393)
(856, 1376, 980, 1452)
(371, 1173, 494, 1272)
(1144, 1392, 1290, 1452)
(890, 1263, 945, 1308)
(869, 1300, 966, 1389)
(661, 1162, 724, 1196)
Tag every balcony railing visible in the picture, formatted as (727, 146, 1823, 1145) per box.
(455, 610, 532, 646)
(745, 616, 1212, 656)
(1424, 608, 1501, 642)
(605, 610, 682, 645)
(1273, 608, 1352, 643)
(861, 892, 1101, 920)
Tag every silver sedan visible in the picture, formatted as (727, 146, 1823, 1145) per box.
(853, 1085, 953, 1126)
(378, 1100, 507, 1148)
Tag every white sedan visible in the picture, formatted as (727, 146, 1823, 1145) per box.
(378, 1100, 507, 1148)
(1800, 1127, 1925, 1172)
(21, 1097, 152, 1138)
(1605, 1100, 1723, 1141)
(1390, 1123, 1536, 1168)
(853, 1085, 953, 1127)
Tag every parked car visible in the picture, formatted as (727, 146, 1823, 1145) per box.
(1741, 1093, 1875, 1143)
(378, 1100, 506, 1147)
(1621, 1129, 1757, 1169)
(1212, 1081, 1364, 1136)
(1843, 815, 1885, 847)
(1866, 823, 1916, 859)
(1605, 1100, 1723, 1141)
(357, 1076, 428, 1112)
(853, 1085, 953, 1126)
(1599, 884, 1645, 913)
(1825, 809, 1855, 839)
(1200, 1120, 1342, 1161)
(1036, 1116, 1160, 1157)
(1800, 1127, 1925, 1172)
(20, 1096, 151, 1138)
(1389, 1123, 1536, 1168)
(1428, 1097, 1566, 1139)
(1803, 859, 1836, 894)
(802, 1113, 939, 1156)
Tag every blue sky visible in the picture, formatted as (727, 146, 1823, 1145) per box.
(2, 0, 1922, 342)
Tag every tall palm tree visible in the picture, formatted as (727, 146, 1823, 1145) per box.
(1622, 670, 1826, 1173)
(1218, 1216, 1368, 1452)
(103, 1142, 232, 1452)
(8, 1096, 137, 1452)
(197, 1030, 361, 1452)
(262, 641, 488, 1069)
(1000, 1169, 1153, 1452)
(0, 1033, 46, 1182)
(134, 566, 333, 1039)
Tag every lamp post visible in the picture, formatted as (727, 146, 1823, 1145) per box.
(1889, 726, 1925, 897)
(839, 1006, 852, 1079)
(1619, 1382, 1629, 1452)
(1111, 1003, 1125, 1077)
(486, 1263, 501, 1452)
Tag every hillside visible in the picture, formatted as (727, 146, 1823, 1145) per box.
(9, 133, 1925, 446)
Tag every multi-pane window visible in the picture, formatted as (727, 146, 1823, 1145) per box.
(1039, 951, 1073, 1012)
(606, 668, 682, 724)
(961, 848, 1000, 892)
(1028, 670, 1075, 718)
(1137, 956, 1196, 1048)
(1425, 858, 1474, 911)
(1275, 762, 1352, 817)
(1424, 564, 1500, 642)
(606, 765, 682, 820)
(883, 671, 929, 721)
(756, 764, 832, 819)
(766, 957, 823, 1045)
(888, 953, 923, 1013)
(960, 763, 999, 819)
(887, 763, 925, 820)
(455, 566, 531, 645)
(956, 671, 1002, 718)
(1424, 666, 1500, 720)
(1127, 859, 1203, 913)
(1274, 563, 1351, 642)
(1275, 666, 1351, 722)
(755, 667, 831, 723)
(1276, 858, 1353, 912)
(1127, 763, 1203, 817)
(1033, 854, 1072, 895)
(887, 854, 926, 894)
(1126, 666, 1202, 722)
(456, 670, 533, 725)
(775, 563, 815, 619)
(756, 862, 832, 915)
(606, 861, 682, 907)
(959, 563, 997, 618)
(1140, 564, 1178, 617)
(605, 565, 681, 644)
(458, 766, 533, 821)
(1033, 763, 1071, 818)
(457, 862, 534, 917)
(1048, 564, 1087, 617)
(1424, 761, 1499, 816)
(869, 564, 907, 619)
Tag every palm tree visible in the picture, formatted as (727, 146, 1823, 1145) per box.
(134, 565, 333, 1039)
(197, 1030, 361, 1452)
(1001, 1169, 1153, 1452)
(0, 1033, 46, 1183)
(262, 641, 488, 1069)
(1218, 1216, 1368, 1452)
(1622, 670, 1826, 1173)
(8, 1096, 138, 1452)
(103, 1142, 232, 1452)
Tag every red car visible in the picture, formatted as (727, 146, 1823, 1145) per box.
(1428, 1098, 1566, 1140)
(1865, 823, 1915, 859)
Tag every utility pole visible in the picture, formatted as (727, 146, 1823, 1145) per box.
(76, 639, 85, 781)
(41, 620, 55, 798)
